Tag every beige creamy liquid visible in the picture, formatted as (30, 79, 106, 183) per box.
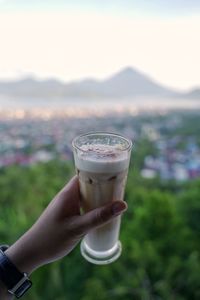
(78, 168, 128, 251)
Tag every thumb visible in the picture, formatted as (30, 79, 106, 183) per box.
(76, 201, 128, 235)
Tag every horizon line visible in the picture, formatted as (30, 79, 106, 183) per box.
(0, 66, 197, 93)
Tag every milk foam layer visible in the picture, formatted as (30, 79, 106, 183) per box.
(74, 144, 130, 173)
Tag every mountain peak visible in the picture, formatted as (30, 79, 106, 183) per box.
(110, 66, 140, 78)
(119, 66, 136, 74)
(106, 66, 152, 83)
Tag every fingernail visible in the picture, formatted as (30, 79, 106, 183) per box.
(112, 201, 127, 216)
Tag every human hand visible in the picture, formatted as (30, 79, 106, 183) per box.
(5, 176, 127, 274)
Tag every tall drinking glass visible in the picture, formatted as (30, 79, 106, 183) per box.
(72, 132, 132, 265)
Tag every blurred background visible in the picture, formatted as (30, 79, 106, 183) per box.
(0, 1, 200, 299)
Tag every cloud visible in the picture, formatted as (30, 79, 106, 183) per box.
(0, 11, 199, 89)
(1, 1, 200, 16)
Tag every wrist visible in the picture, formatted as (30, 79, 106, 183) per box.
(5, 231, 39, 275)
(0, 245, 32, 298)
(5, 246, 33, 276)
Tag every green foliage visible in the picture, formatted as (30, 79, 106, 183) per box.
(0, 161, 200, 299)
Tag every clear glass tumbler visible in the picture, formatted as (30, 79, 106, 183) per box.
(72, 132, 132, 265)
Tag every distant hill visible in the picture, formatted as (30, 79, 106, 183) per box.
(0, 67, 199, 99)
(181, 88, 200, 100)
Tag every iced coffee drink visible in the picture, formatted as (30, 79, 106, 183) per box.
(72, 133, 132, 265)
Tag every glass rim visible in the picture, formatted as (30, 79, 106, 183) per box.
(72, 131, 133, 153)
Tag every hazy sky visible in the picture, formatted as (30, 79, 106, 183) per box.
(0, 1, 200, 90)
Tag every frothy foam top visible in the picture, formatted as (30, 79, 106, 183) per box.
(74, 144, 130, 173)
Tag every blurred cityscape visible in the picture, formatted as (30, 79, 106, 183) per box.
(0, 109, 200, 182)
(141, 120, 200, 181)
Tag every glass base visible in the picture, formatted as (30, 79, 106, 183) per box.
(80, 240, 122, 265)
